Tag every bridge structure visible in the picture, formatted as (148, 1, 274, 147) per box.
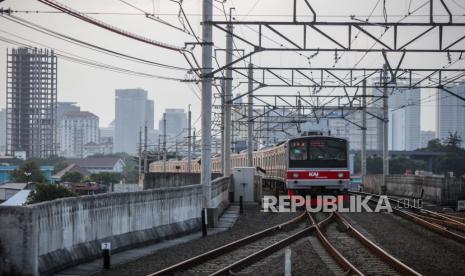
(2, 1, 465, 275)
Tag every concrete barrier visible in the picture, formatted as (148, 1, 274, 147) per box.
(143, 172, 222, 189)
(363, 175, 465, 205)
(0, 178, 229, 276)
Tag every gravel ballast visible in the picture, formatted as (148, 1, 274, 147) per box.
(95, 205, 300, 276)
(343, 211, 465, 276)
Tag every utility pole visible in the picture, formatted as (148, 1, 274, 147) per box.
(188, 105, 192, 173)
(220, 79, 225, 171)
(247, 63, 254, 167)
(144, 122, 148, 174)
(201, 0, 213, 209)
(382, 64, 389, 194)
(138, 127, 142, 178)
(163, 113, 167, 173)
(192, 128, 196, 159)
(361, 79, 367, 178)
(223, 12, 233, 177)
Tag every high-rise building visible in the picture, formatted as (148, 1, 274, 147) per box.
(328, 107, 383, 151)
(6, 48, 57, 158)
(61, 111, 99, 158)
(159, 109, 187, 139)
(158, 109, 187, 153)
(420, 130, 436, 148)
(388, 87, 421, 150)
(56, 102, 80, 153)
(371, 85, 421, 151)
(114, 89, 154, 154)
(0, 108, 6, 155)
(100, 120, 114, 144)
(436, 82, 465, 148)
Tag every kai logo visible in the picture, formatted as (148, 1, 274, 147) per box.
(309, 172, 319, 177)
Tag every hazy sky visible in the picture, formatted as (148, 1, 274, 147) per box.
(1, 0, 464, 131)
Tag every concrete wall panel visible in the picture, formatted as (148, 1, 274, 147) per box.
(0, 179, 229, 276)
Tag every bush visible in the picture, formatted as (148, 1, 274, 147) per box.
(26, 183, 77, 204)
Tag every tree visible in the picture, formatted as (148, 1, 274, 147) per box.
(61, 171, 82, 183)
(26, 183, 77, 204)
(444, 131, 462, 149)
(90, 172, 121, 184)
(10, 160, 46, 183)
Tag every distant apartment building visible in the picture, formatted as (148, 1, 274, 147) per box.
(83, 141, 113, 157)
(6, 48, 57, 158)
(61, 111, 99, 158)
(56, 102, 80, 152)
(0, 109, 6, 155)
(100, 120, 114, 144)
(388, 87, 421, 150)
(370, 85, 421, 151)
(114, 89, 154, 154)
(159, 109, 187, 152)
(436, 82, 465, 148)
(328, 107, 383, 151)
(420, 130, 436, 148)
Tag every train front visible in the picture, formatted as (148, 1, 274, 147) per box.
(286, 136, 350, 195)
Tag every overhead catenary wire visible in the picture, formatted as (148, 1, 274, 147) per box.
(0, 14, 188, 71)
(0, 31, 184, 81)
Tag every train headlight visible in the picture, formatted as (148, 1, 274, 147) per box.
(292, 172, 300, 179)
(337, 172, 344, 178)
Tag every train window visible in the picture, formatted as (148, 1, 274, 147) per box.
(289, 140, 307, 160)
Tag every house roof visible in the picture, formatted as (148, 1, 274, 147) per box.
(66, 157, 125, 169)
(0, 183, 28, 190)
(53, 163, 90, 179)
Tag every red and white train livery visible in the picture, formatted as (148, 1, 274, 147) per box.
(149, 135, 350, 193)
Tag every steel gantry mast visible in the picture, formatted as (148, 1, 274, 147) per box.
(206, 0, 465, 181)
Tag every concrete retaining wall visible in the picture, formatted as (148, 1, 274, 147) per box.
(143, 172, 222, 189)
(0, 178, 229, 276)
(363, 175, 465, 204)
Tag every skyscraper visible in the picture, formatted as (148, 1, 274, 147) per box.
(61, 111, 99, 158)
(436, 82, 465, 148)
(6, 48, 57, 158)
(388, 87, 421, 150)
(159, 108, 187, 138)
(114, 89, 154, 154)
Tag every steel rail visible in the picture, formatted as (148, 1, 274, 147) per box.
(147, 211, 307, 275)
(333, 212, 421, 276)
(350, 191, 465, 245)
(404, 211, 465, 232)
(210, 211, 334, 276)
(307, 212, 364, 276)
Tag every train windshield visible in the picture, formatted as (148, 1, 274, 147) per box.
(289, 138, 347, 168)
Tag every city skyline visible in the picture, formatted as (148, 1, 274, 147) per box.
(2, 1, 462, 130)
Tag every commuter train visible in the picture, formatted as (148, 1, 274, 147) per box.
(149, 135, 350, 193)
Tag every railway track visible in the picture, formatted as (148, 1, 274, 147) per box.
(148, 207, 418, 276)
(147, 211, 312, 276)
(308, 211, 420, 276)
(350, 191, 465, 245)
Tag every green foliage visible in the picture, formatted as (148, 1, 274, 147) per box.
(9, 160, 46, 183)
(353, 155, 426, 175)
(90, 172, 121, 184)
(26, 183, 77, 204)
(61, 171, 83, 183)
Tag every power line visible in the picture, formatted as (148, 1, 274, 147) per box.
(0, 31, 185, 81)
(36, 0, 184, 52)
(0, 14, 188, 71)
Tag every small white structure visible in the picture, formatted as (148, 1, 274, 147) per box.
(233, 167, 256, 203)
(1, 190, 31, 206)
(0, 183, 27, 201)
